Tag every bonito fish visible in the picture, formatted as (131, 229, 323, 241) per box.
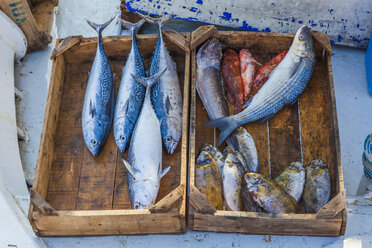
(206, 25, 316, 145)
(82, 16, 115, 157)
(303, 159, 331, 213)
(141, 14, 183, 155)
(240, 49, 261, 102)
(122, 69, 170, 209)
(244, 173, 297, 213)
(222, 49, 245, 114)
(113, 19, 146, 153)
(248, 50, 288, 99)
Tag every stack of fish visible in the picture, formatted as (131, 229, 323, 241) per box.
(81, 15, 182, 209)
(195, 25, 331, 213)
(195, 146, 331, 214)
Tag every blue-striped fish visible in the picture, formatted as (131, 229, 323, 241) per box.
(82, 16, 115, 156)
(113, 19, 146, 153)
(206, 25, 316, 145)
(141, 14, 183, 155)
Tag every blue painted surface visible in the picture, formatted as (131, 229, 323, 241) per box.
(126, 0, 372, 48)
(366, 33, 372, 95)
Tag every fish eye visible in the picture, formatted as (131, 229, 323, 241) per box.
(133, 203, 140, 209)
(165, 136, 172, 143)
(120, 135, 126, 141)
(299, 35, 304, 40)
(91, 139, 97, 146)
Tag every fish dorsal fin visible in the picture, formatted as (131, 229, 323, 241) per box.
(89, 100, 96, 118)
(165, 95, 173, 115)
(122, 159, 137, 179)
(161, 166, 171, 178)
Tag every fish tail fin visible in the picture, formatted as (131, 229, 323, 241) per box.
(204, 116, 240, 146)
(130, 68, 167, 88)
(86, 15, 116, 33)
(137, 13, 172, 29)
(120, 18, 145, 35)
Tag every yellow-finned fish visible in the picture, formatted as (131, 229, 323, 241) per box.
(275, 162, 305, 203)
(195, 151, 223, 209)
(303, 159, 331, 212)
(244, 173, 297, 213)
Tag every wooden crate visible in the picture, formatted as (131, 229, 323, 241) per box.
(0, 0, 57, 53)
(188, 26, 346, 236)
(28, 31, 190, 236)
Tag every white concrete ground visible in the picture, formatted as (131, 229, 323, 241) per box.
(9, 0, 372, 247)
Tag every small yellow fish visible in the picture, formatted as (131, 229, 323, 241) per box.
(303, 159, 331, 213)
(275, 162, 305, 203)
(195, 151, 223, 209)
(244, 173, 297, 213)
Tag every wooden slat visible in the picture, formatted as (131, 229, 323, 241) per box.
(31, 0, 55, 33)
(192, 212, 342, 236)
(32, 209, 185, 236)
(150, 185, 184, 213)
(50, 36, 82, 59)
(76, 134, 117, 210)
(299, 53, 337, 196)
(316, 189, 346, 219)
(30, 189, 57, 215)
(190, 25, 218, 50)
(163, 30, 190, 52)
(269, 103, 302, 178)
(189, 186, 216, 215)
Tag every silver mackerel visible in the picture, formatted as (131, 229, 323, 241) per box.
(122, 69, 170, 209)
(206, 25, 316, 145)
(142, 14, 183, 155)
(113, 19, 146, 153)
(82, 17, 115, 157)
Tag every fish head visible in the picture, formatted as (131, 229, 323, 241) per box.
(114, 118, 130, 153)
(244, 172, 263, 187)
(161, 117, 182, 154)
(196, 151, 213, 167)
(197, 38, 222, 69)
(289, 161, 305, 173)
(292, 25, 314, 58)
(83, 120, 108, 156)
(131, 179, 159, 209)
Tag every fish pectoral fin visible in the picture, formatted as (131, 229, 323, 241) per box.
(122, 159, 137, 179)
(161, 166, 171, 178)
(89, 100, 96, 118)
(165, 96, 173, 116)
(243, 98, 253, 109)
(123, 100, 129, 115)
(258, 114, 275, 124)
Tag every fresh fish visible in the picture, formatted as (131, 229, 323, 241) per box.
(229, 127, 259, 172)
(206, 25, 316, 145)
(248, 50, 288, 99)
(113, 19, 146, 153)
(195, 150, 223, 209)
(200, 143, 224, 172)
(239, 49, 261, 102)
(82, 16, 115, 157)
(141, 14, 183, 155)
(122, 69, 170, 209)
(275, 161, 305, 203)
(222, 48, 244, 114)
(241, 179, 260, 212)
(223, 146, 248, 174)
(221, 148, 245, 211)
(303, 159, 331, 213)
(244, 173, 297, 213)
(196, 38, 226, 120)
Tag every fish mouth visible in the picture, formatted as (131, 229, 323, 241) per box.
(167, 140, 178, 155)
